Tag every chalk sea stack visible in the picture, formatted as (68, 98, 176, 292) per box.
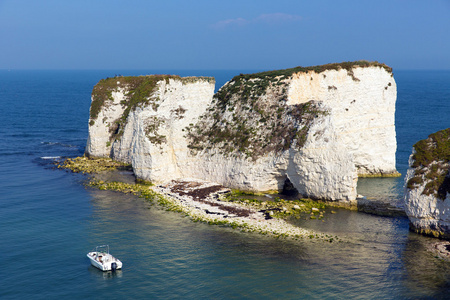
(85, 61, 398, 204)
(404, 128, 450, 238)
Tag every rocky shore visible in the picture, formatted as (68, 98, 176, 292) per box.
(426, 241, 450, 261)
(58, 156, 339, 242)
(155, 180, 339, 241)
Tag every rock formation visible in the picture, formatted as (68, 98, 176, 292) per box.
(85, 61, 398, 203)
(404, 128, 450, 238)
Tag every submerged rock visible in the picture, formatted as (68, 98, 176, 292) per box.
(404, 128, 450, 239)
(85, 61, 398, 203)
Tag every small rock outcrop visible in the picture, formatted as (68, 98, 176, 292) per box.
(85, 61, 398, 203)
(404, 128, 450, 238)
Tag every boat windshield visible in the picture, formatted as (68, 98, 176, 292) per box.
(94, 245, 109, 255)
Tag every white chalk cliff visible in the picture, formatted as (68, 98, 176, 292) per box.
(287, 67, 397, 176)
(404, 128, 450, 238)
(85, 62, 398, 203)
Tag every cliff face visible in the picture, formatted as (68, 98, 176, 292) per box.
(404, 128, 450, 238)
(287, 67, 397, 176)
(85, 61, 398, 202)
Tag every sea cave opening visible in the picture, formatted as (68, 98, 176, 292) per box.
(281, 177, 299, 197)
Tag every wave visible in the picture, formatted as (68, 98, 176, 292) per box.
(41, 142, 59, 145)
(40, 156, 62, 160)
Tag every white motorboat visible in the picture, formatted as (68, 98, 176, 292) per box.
(87, 245, 122, 271)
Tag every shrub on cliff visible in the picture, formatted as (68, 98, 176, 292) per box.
(407, 128, 450, 200)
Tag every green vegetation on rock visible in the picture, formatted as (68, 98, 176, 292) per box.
(143, 115, 167, 145)
(186, 78, 327, 159)
(89, 75, 214, 144)
(58, 156, 132, 173)
(407, 128, 450, 200)
(88, 179, 169, 203)
(91, 75, 170, 121)
(221, 190, 330, 219)
(230, 60, 392, 83)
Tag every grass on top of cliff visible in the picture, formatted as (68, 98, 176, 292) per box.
(213, 61, 391, 107)
(231, 60, 391, 82)
(90, 75, 175, 122)
(89, 74, 215, 124)
(90, 75, 214, 146)
(407, 128, 450, 200)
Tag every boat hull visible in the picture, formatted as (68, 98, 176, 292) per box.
(87, 252, 122, 271)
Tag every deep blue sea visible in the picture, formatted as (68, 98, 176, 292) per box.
(1, 69, 449, 299)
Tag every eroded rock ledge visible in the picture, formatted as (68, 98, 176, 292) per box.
(159, 180, 253, 218)
(85, 61, 398, 203)
(58, 156, 338, 241)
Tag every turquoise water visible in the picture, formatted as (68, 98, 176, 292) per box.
(1, 70, 450, 299)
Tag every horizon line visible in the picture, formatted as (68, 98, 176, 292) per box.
(1, 67, 450, 72)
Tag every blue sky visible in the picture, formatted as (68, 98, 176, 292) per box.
(1, 0, 449, 70)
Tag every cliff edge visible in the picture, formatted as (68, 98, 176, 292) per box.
(85, 61, 398, 203)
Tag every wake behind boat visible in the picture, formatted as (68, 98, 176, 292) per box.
(87, 245, 122, 271)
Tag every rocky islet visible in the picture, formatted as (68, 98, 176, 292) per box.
(85, 61, 398, 203)
(404, 128, 450, 238)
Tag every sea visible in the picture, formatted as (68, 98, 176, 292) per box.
(1, 69, 449, 299)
